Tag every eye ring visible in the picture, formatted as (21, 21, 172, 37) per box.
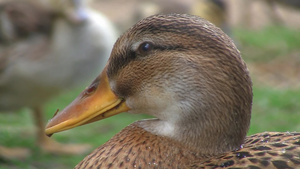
(137, 41, 153, 54)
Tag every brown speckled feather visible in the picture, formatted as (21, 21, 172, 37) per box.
(76, 123, 299, 169)
(76, 122, 207, 169)
(195, 132, 300, 169)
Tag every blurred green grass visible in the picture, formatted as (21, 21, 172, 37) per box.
(234, 26, 300, 62)
(0, 26, 299, 168)
(234, 26, 300, 133)
(248, 87, 300, 135)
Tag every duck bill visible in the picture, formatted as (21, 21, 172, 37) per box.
(45, 68, 130, 136)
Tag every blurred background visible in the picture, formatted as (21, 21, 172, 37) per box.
(0, 0, 299, 168)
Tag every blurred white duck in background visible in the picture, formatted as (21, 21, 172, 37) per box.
(0, 0, 117, 159)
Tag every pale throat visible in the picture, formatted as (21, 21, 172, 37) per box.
(137, 119, 176, 138)
(126, 94, 194, 140)
(118, 80, 202, 141)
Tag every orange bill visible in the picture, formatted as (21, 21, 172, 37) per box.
(45, 68, 130, 136)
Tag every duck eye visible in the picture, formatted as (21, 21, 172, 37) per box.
(138, 42, 153, 54)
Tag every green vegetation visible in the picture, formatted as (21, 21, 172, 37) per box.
(0, 26, 299, 168)
(235, 26, 300, 135)
(0, 87, 149, 168)
(234, 26, 300, 62)
(249, 87, 300, 135)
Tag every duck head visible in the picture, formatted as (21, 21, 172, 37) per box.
(45, 14, 252, 156)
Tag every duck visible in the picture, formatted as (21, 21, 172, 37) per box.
(191, 0, 230, 34)
(45, 14, 300, 168)
(131, 0, 230, 34)
(0, 0, 117, 158)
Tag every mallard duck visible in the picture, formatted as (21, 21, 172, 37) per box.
(45, 14, 300, 168)
(191, 0, 230, 34)
(0, 0, 117, 158)
(132, 0, 229, 34)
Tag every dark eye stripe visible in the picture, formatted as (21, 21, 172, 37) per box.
(153, 44, 184, 51)
(107, 44, 184, 79)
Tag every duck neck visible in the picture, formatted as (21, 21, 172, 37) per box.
(137, 105, 249, 156)
(175, 110, 245, 156)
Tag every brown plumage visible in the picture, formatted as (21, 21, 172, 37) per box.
(77, 126, 300, 168)
(0, 1, 53, 43)
(45, 14, 300, 168)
